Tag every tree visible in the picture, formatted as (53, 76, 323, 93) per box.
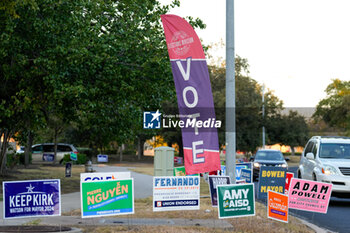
(0, 0, 37, 18)
(266, 111, 309, 155)
(0, 0, 202, 170)
(209, 56, 283, 152)
(314, 79, 350, 135)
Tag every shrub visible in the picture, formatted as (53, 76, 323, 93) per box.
(6, 153, 32, 167)
(76, 147, 95, 159)
(6, 153, 19, 168)
(19, 153, 32, 165)
(77, 153, 87, 164)
(63, 153, 87, 165)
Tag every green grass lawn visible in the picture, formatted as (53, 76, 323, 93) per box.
(0, 164, 85, 197)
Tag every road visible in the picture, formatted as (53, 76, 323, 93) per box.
(287, 167, 350, 233)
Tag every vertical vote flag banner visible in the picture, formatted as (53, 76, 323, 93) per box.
(80, 179, 134, 218)
(217, 183, 255, 219)
(208, 176, 231, 206)
(288, 178, 332, 214)
(3, 179, 61, 219)
(161, 14, 221, 175)
(153, 176, 200, 212)
(258, 167, 286, 199)
(268, 190, 289, 223)
(285, 172, 294, 195)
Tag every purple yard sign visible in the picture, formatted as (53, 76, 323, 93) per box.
(3, 179, 61, 219)
(161, 14, 221, 175)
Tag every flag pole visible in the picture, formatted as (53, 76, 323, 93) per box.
(226, 0, 236, 183)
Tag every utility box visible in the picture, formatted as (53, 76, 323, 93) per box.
(154, 146, 175, 176)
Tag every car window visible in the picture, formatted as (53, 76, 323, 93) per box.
(255, 151, 284, 161)
(304, 141, 315, 157)
(311, 143, 318, 158)
(43, 145, 54, 152)
(319, 143, 350, 159)
(57, 145, 72, 152)
(32, 145, 43, 152)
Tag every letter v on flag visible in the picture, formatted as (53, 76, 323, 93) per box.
(161, 14, 221, 175)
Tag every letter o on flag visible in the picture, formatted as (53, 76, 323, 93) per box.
(183, 86, 198, 108)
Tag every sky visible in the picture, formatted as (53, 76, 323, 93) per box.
(160, 0, 350, 108)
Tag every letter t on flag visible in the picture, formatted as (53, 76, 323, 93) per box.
(161, 14, 221, 175)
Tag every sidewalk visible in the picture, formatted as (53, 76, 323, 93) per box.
(1, 216, 234, 229)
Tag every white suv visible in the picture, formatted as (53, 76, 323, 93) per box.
(298, 136, 350, 194)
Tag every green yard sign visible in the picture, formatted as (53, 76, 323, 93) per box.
(70, 152, 77, 161)
(80, 179, 134, 218)
(217, 183, 255, 219)
(174, 166, 186, 176)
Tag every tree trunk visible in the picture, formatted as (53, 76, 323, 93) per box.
(53, 128, 58, 164)
(137, 137, 141, 160)
(119, 145, 123, 162)
(0, 130, 11, 175)
(290, 146, 295, 156)
(25, 131, 33, 167)
(137, 136, 145, 160)
(0, 129, 3, 161)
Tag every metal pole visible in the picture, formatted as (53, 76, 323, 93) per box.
(226, 0, 236, 183)
(262, 84, 265, 148)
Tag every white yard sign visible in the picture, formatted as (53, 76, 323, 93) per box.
(153, 176, 200, 212)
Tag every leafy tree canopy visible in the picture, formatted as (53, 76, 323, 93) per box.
(314, 79, 350, 135)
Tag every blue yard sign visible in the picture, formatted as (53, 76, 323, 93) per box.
(241, 168, 252, 183)
(258, 166, 286, 199)
(235, 165, 248, 181)
(97, 154, 108, 163)
(3, 179, 61, 219)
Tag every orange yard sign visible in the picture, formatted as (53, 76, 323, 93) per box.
(267, 190, 289, 223)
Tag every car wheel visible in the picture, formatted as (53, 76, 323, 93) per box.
(312, 173, 317, 181)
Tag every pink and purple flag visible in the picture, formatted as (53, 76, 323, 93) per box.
(161, 14, 221, 175)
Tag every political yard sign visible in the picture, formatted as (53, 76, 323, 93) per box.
(3, 179, 61, 219)
(81, 172, 131, 182)
(235, 164, 248, 181)
(218, 165, 226, 176)
(153, 176, 200, 212)
(258, 166, 286, 199)
(217, 183, 255, 219)
(208, 176, 231, 206)
(285, 172, 294, 195)
(240, 168, 252, 183)
(174, 166, 186, 176)
(97, 154, 108, 163)
(268, 190, 289, 223)
(288, 178, 332, 214)
(80, 179, 134, 218)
